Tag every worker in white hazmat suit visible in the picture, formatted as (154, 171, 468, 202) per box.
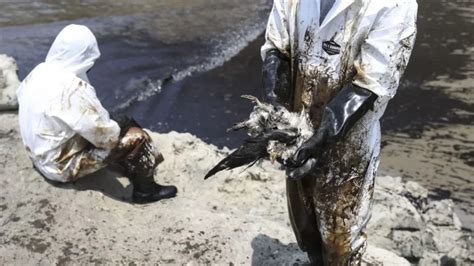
(261, 0, 417, 264)
(17, 24, 177, 204)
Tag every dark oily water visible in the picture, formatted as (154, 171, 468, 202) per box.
(0, 0, 272, 111)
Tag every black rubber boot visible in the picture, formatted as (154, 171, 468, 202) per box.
(131, 175, 177, 204)
(308, 252, 324, 266)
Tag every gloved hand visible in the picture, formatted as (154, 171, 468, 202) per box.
(287, 158, 318, 180)
(287, 84, 378, 180)
(262, 49, 292, 108)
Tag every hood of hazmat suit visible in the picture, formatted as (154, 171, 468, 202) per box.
(17, 24, 120, 182)
(261, 0, 417, 264)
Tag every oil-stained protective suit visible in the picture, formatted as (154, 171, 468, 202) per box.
(16, 25, 160, 186)
(17, 24, 177, 203)
(17, 24, 120, 182)
(262, 0, 417, 264)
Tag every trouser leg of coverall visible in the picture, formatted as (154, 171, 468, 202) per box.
(63, 131, 160, 182)
(286, 177, 324, 265)
(287, 156, 378, 266)
(117, 128, 165, 183)
(55, 146, 109, 182)
(116, 128, 177, 203)
(35, 147, 108, 183)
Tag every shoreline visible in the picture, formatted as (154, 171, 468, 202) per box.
(0, 112, 470, 264)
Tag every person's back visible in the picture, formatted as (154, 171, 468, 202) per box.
(18, 64, 112, 180)
(17, 24, 177, 203)
(18, 63, 76, 156)
(17, 24, 119, 181)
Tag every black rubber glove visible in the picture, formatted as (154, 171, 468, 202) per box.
(287, 158, 318, 180)
(287, 84, 378, 180)
(262, 49, 292, 108)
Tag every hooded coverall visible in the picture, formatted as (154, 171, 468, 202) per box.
(17, 24, 160, 183)
(261, 0, 417, 264)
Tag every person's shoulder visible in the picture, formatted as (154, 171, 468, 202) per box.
(20, 63, 73, 89)
(69, 76, 88, 88)
(365, 0, 417, 17)
(33, 63, 76, 82)
(68, 76, 99, 98)
(391, 0, 417, 9)
(365, 0, 417, 10)
(386, 0, 417, 10)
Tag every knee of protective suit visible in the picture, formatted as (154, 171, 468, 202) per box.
(107, 127, 162, 166)
(117, 128, 164, 178)
(120, 127, 150, 148)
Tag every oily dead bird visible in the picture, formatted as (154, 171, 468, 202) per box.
(204, 130, 296, 180)
(204, 95, 314, 179)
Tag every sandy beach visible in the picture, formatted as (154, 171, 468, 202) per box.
(0, 112, 471, 264)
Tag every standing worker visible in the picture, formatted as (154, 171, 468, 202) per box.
(261, 0, 417, 264)
(17, 24, 177, 204)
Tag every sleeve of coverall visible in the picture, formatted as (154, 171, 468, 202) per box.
(57, 80, 120, 150)
(353, 1, 418, 106)
(261, 0, 291, 60)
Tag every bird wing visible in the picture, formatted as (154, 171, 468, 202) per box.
(204, 131, 297, 180)
(204, 138, 268, 180)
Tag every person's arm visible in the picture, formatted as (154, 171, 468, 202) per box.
(353, 0, 418, 108)
(52, 79, 120, 150)
(288, 1, 418, 179)
(261, 0, 292, 107)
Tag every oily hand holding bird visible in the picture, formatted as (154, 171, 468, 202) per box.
(204, 95, 315, 180)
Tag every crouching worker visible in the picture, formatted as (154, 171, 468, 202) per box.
(16, 24, 177, 204)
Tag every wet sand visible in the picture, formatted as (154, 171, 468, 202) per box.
(3, 112, 469, 264)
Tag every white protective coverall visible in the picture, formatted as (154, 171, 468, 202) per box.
(17, 24, 120, 182)
(262, 0, 417, 264)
